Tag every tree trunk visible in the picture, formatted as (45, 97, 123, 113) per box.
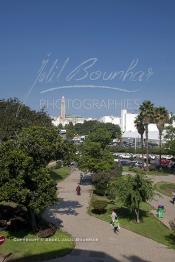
(145, 125, 149, 171)
(28, 208, 38, 232)
(159, 131, 162, 166)
(141, 134, 144, 165)
(135, 208, 140, 223)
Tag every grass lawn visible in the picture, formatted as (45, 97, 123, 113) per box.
(155, 182, 175, 197)
(123, 166, 171, 176)
(50, 167, 70, 182)
(89, 194, 175, 248)
(0, 230, 74, 262)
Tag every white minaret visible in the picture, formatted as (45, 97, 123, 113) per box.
(121, 109, 127, 132)
(60, 96, 65, 120)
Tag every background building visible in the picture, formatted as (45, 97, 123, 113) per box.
(52, 96, 93, 126)
(52, 97, 174, 143)
(120, 109, 159, 141)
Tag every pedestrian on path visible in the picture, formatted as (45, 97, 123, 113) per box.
(111, 209, 117, 223)
(172, 192, 175, 204)
(113, 217, 120, 233)
(76, 184, 81, 195)
(80, 172, 83, 185)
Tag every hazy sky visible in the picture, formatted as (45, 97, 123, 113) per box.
(0, 0, 175, 117)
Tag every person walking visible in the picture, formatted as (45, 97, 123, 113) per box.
(111, 209, 117, 223)
(172, 192, 175, 204)
(80, 173, 83, 185)
(76, 184, 81, 195)
(113, 217, 120, 233)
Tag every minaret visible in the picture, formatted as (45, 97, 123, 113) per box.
(60, 96, 65, 120)
(121, 109, 127, 132)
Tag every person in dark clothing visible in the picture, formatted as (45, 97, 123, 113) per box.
(76, 184, 81, 195)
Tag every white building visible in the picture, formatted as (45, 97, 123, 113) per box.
(52, 96, 93, 126)
(99, 115, 120, 125)
(120, 109, 170, 141)
(52, 97, 172, 141)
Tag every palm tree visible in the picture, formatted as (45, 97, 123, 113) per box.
(139, 101, 154, 170)
(134, 114, 145, 162)
(154, 106, 169, 164)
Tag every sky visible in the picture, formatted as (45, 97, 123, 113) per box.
(0, 0, 175, 118)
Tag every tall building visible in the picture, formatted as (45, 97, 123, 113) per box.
(52, 96, 91, 126)
(120, 109, 160, 141)
(60, 96, 65, 120)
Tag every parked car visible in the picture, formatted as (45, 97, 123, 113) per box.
(119, 159, 131, 166)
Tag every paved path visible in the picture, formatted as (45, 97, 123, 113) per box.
(44, 169, 175, 262)
(123, 172, 175, 228)
(149, 175, 175, 228)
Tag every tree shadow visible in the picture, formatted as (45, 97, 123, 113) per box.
(164, 233, 175, 246)
(80, 174, 92, 186)
(5, 248, 152, 262)
(44, 199, 82, 227)
(0, 204, 31, 238)
(49, 170, 63, 182)
(55, 199, 82, 216)
(123, 255, 151, 262)
(114, 207, 149, 223)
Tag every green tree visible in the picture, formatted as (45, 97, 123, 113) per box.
(60, 140, 76, 165)
(88, 127, 112, 148)
(93, 163, 122, 196)
(102, 122, 121, 140)
(164, 125, 175, 143)
(135, 114, 145, 161)
(65, 122, 76, 139)
(0, 140, 57, 231)
(118, 174, 153, 223)
(78, 141, 114, 173)
(164, 125, 175, 156)
(154, 106, 169, 163)
(71, 120, 121, 140)
(0, 98, 52, 141)
(17, 126, 63, 167)
(139, 101, 154, 169)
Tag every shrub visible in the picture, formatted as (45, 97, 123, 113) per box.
(91, 199, 108, 214)
(149, 165, 157, 171)
(92, 173, 110, 196)
(55, 160, 63, 169)
(109, 163, 122, 177)
(7, 217, 29, 231)
(0, 219, 7, 227)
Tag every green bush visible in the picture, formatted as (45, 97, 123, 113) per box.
(92, 163, 122, 196)
(91, 199, 108, 214)
(128, 166, 145, 174)
(55, 160, 63, 169)
(109, 163, 122, 177)
(92, 173, 110, 195)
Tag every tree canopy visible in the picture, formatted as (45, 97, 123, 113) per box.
(0, 98, 52, 141)
(78, 141, 115, 173)
(117, 174, 153, 223)
(0, 124, 75, 231)
(65, 120, 121, 140)
(0, 139, 57, 230)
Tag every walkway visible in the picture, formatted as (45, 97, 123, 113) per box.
(44, 169, 175, 262)
(123, 172, 175, 228)
(149, 175, 175, 228)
